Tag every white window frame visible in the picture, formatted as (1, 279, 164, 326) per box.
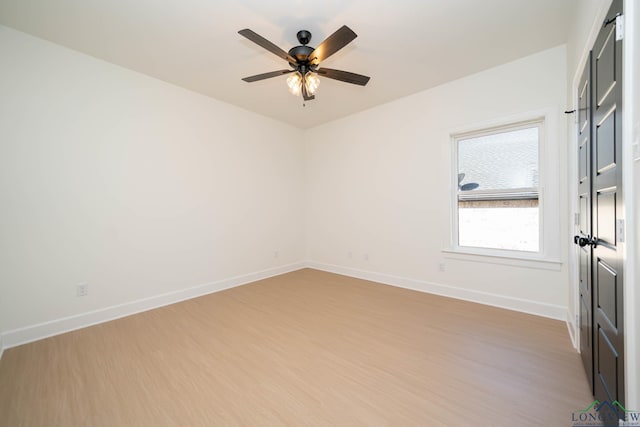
(445, 111, 563, 270)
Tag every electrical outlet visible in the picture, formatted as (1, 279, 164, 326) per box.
(364, 253, 369, 261)
(77, 283, 88, 297)
(348, 251, 353, 259)
(274, 250, 279, 258)
(438, 262, 446, 272)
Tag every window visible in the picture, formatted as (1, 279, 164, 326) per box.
(453, 120, 542, 253)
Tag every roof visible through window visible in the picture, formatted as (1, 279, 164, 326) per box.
(458, 127, 539, 192)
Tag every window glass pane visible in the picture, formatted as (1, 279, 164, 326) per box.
(458, 204, 539, 252)
(455, 123, 541, 253)
(458, 127, 539, 191)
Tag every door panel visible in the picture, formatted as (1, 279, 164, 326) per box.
(597, 327, 620, 400)
(595, 110, 616, 173)
(591, 0, 624, 406)
(595, 28, 615, 107)
(596, 259, 617, 328)
(596, 191, 616, 244)
(576, 0, 624, 406)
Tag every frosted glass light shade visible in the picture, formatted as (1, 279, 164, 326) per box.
(305, 73, 320, 94)
(286, 72, 302, 96)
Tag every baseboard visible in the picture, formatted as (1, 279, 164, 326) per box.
(305, 261, 567, 321)
(2, 262, 306, 349)
(0, 335, 4, 361)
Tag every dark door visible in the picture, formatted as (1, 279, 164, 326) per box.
(575, 0, 625, 406)
(577, 52, 593, 391)
(591, 0, 624, 406)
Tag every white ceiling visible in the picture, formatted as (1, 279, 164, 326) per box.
(0, 0, 577, 129)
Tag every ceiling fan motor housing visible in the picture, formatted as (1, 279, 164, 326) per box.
(288, 45, 314, 68)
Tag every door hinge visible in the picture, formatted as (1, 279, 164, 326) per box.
(616, 14, 624, 41)
(617, 219, 625, 243)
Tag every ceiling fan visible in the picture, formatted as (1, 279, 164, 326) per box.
(238, 25, 370, 101)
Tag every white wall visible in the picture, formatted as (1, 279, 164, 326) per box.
(304, 46, 568, 319)
(0, 26, 306, 346)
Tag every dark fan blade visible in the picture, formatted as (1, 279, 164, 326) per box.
(317, 68, 370, 86)
(301, 80, 315, 101)
(238, 29, 298, 64)
(242, 70, 294, 83)
(309, 25, 357, 65)
(460, 183, 479, 191)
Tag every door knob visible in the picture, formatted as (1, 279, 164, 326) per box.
(575, 235, 598, 248)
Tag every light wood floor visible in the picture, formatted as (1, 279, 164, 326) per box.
(0, 269, 592, 426)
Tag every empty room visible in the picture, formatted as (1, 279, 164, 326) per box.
(1, 0, 639, 425)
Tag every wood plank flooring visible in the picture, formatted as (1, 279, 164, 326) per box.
(0, 269, 592, 426)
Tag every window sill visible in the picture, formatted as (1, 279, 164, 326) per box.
(441, 249, 563, 271)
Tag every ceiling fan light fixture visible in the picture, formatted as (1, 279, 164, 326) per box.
(286, 72, 302, 96)
(305, 72, 320, 95)
(286, 71, 320, 97)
